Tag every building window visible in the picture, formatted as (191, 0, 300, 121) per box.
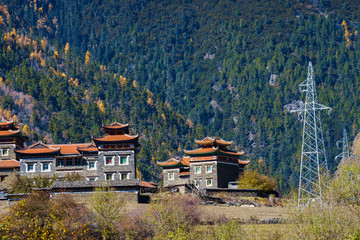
(120, 156, 128, 165)
(194, 179, 199, 187)
(206, 165, 212, 173)
(57, 159, 64, 167)
(87, 177, 98, 181)
(105, 173, 114, 181)
(42, 163, 50, 172)
(195, 166, 201, 174)
(206, 178, 213, 187)
(168, 172, 174, 180)
(88, 161, 96, 170)
(120, 173, 129, 180)
(105, 156, 114, 165)
(74, 158, 81, 166)
(66, 158, 73, 166)
(1, 148, 9, 156)
(27, 163, 35, 172)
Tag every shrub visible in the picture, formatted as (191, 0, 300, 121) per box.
(121, 193, 202, 240)
(2, 173, 56, 193)
(91, 186, 125, 239)
(237, 169, 277, 191)
(0, 191, 97, 239)
(332, 160, 360, 205)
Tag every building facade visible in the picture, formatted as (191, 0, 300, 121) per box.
(0, 120, 28, 181)
(15, 122, 139, 181)
(158, 137, 249, 189)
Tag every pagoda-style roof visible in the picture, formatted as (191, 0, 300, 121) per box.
(181, 157, 190, 167)
(157, 157, 190, 168)
(0, 129, 28, 141)
(195, 137, 233, 147)
(15, 142, 60, 155)
(0, 120, 20, 130)
(93, 134, 139, 144)
(238, 159, 250, 165)
(0, 160, 20, 168)
(102, 122, 129, 134)
(77, 144, 98, 153)
(184, 147, 244, 157)
(49, 143, 90, 155)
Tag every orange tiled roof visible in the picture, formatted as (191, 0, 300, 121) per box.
(0, 160, 20, 168)
(195, 137, 233, 146)
(184, 147, 244, 157)
(0, 130, 20, 137)
(140, 181, 158, 188)
(103, 122, 129, 130)
(77, 144, 98, 152)
(15, 142, 60, 155)
(239, 159, 250, 165)
(157, 158, 180, 167)
(49, 143, 90, 155)
(179, 171, 190, 176)
(158, 157, 190, 167)
(0, 120, 14, 126)
(93, 134, 138, 143)
(180, 157, 190, 167)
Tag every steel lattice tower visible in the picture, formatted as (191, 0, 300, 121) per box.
(291, 62, 331, 209)
(335, 128, 351, 164)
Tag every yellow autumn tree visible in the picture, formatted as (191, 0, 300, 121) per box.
(53, 50, 59, 61)
(237, 169, 277, 191)
(342, 20, 352, 48)
(65, 42, 70, 55)
(22, 125, 31, 136)
(41, 37, 48, 51)
(40, 59, 46, 67)
(161, 113, 166, 122)
(119, 75, 127, 87)
(147, 98, 154, 106)
(84, 90, 90, 101)
(97, 99, 105, 114)
(85, 51, 91, 64)
(133, 80, 138, 89)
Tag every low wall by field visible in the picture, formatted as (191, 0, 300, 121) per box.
(207, 188, 281, 198)
(52, 190, 139, 203)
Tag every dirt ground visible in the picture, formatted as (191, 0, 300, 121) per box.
(125, 202, 288, 221)
(0, 198, 288, 221)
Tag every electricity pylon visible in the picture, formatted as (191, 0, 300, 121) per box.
(291, 62, 331, 209)
(335, 128, 351, 164)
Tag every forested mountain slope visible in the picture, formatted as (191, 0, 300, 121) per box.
(1, 0, 360, 193)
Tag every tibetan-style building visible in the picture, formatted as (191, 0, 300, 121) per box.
(157, 157, 190, 192)
(16, 122, 139, 181)
(158, 137, 249, 189)
(0, 119, 28, 181)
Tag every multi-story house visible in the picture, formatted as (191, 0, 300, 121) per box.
(15, 122, 139, 181)
(158, 137, 249, 189)
(0, 120, 28, 181)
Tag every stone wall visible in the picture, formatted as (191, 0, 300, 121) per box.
(52, 190, 139, 203)
(207, 188, 281, 198)
(216, 162, 240, 188)
(163, 169, 190, 187)
(0, 144, 16, 160)
(190, 162, 218, 189)
(98, 150, 136, 181)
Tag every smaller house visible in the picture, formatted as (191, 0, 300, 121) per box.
(157, 157, 190, 192)
(158, 137, 249, 191)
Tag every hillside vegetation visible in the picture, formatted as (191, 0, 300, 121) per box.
(0, 0, 360, 192)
